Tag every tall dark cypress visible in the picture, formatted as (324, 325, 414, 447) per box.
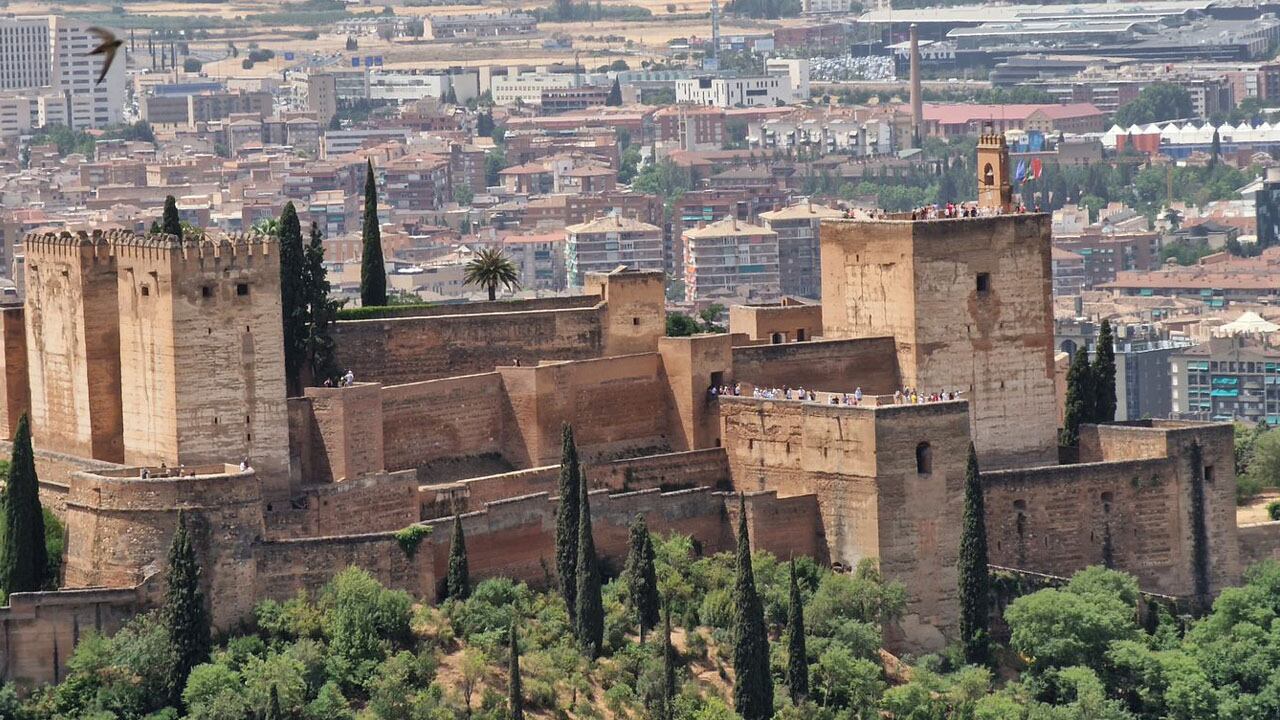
(303, 222, 341, 386)
(731, 495, 772, 720)
(785, 559, 808, 703)
(1060, 345, 1096, 446)
(555, 424, 581, 615)
(164, 511, 211, 704)
(359, 159, 387, 307)
(265, 685, 283, 720)
(447, 512, 470, 600)
(1093, 319, 1117, 423)
(606, 78, 622, 106)
(624, 514, 660, 641)
(508, 621, 524, 720)
(957, 442, 990, 666)
(574, 470, 604, 658)
(660, 603, 677, 720)
(277, 202, 306, 397)
(0, 414, 48, 594)
(161, 195, 182, 237)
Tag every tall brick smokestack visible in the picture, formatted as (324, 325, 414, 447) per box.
(910, 23, 922, 149)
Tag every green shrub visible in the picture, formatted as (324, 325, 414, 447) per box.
(394, 524, 432, 557)
(1268, 500, 1280, 521)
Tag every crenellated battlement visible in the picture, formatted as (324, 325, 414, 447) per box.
(24, 228, 277, 266)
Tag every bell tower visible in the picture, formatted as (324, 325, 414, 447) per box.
(977, 131, 1012, 213)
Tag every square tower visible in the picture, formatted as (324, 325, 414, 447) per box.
(820, 214, 1058, 469)
(23, 231, 124, 461)
(113, 233, 292, 500)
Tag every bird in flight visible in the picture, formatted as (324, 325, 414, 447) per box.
(86, 27, 123, 85)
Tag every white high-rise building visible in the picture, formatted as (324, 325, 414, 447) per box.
(0, 16, 125, 133)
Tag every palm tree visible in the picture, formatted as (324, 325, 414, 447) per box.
(464, 247, 520, 301)
(253, 217, 280, 236)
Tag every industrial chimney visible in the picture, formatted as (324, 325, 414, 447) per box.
(909, 24, 923, 149)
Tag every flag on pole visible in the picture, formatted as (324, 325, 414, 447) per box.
(1014, 160, 1027, 184)
(1031, 158, 1043, 180)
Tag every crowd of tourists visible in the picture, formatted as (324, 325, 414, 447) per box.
(710, 383, 962, 406)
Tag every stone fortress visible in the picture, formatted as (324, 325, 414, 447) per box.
(1, 136, 1276, 684)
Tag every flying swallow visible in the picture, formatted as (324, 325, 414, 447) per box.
(86, 27, 123, 85)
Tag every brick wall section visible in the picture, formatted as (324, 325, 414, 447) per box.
(302, 383, 385, 482)
(253, 532, 435, 604)
(421, 488, 735, 598)
(0, 575, 157, 686)
(726, 491, 826, 563)
(267, 470, 419, 539)
(821, 216, 1058, 469)
(418, 450, 731, 518)
(382, 373, 510, 477)
(731, 337, 900, 394)
(0, 306, 29, 439)
(983, 421, 1240, 600)
(498, 354, 673, 467)
(658, 335, 733, 452)
(331, 306, 606, 386)
(1238, 522, 1280, 569)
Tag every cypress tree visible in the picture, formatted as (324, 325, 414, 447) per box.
(606, 78, 623, 106)
(731, 495, 772, 720)
(1093, 320, 1117, 423)
(359, 159, 387, 307)
(508, 621, 524, 720)
(278, 202, 306, 397)
(303, 222, 341, 386)
(660, 603, 677, 720)
(574, 470, 604, 658)
(161, 195, 182, 237)
(957, 442, 990, 667)
(265, 685, 283, 720)
(786, 559, 808, 703)
(447, 512, 470, 600)
(0, 414, 48, 595)
(555, 424, 581, 616)
(165, 511, 211, 703)
(477, 112, 495, 138)
(624, 514, 660, 641)
(1060, 345, 1096, 446)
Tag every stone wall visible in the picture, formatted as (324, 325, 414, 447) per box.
(418, 450, 732, 519)
(0, 439, 125, 519)
(253, 532, 434, 603)
(382, 373, 511, 478)
(61, 465, 266, 629)
(330, 271, 665, 387)
(267, 470, 419, 539)
(731, 337, 900, 394)
(331, 304, 606, 386)
(0, 575, 157, 687)
(820, 216, 1058, 469)
(983, 421, 1240, 600)
(728, 302, 824, 343)
(0, 306, 29, 439)
(1238, 522, 1280, 570)
(499, 354, 674, 467)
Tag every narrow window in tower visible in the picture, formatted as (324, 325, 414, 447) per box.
(236, 283, 249, 296)
(976, 273, 991, 294)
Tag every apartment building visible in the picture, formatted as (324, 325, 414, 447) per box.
(683, 216, 780, 301)
(564, 215, 664, 285)
(759, 201, 842, 299)
(0, 16, 124, 130)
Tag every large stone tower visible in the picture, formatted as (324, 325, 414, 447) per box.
(23, 231, 124, 462)
(819, 212, 1058, 469)
(114, 233, 292, 501)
